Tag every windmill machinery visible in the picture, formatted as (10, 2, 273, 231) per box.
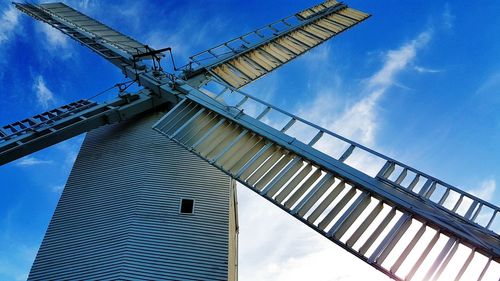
(0, 0, 499, 280)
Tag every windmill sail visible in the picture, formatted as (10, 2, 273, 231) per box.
(4, 1, 499, 280)
(14, 2, 151, 70)
(0, 90, 175, 166)
(186, 0, 369, 88)
(154, 80, 500, 281)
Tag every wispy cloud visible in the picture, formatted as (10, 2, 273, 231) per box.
(296, 30, 432, 149)
(51, 184, 65, 193)
(0, 242, 37, 281)
(33, 75, 56, 110)
(37, 23, 69, 50)
(302, 44, 332, 65)
(0, 207, 38, 281)
(56, 135, 83, 169)
(469, 179, 496, 202)
(0, 6, 20, 44)
(71, 0, 96, 11)
(32, 3, 75, 59)
(338, 31, 431, 145)
(414, 65, 442, 73)
(368, 32, 431, 89)
(475, 72, 500, 107)
(35, 1, 106, 59)
(146, 16, 225, 62)
(14, 156, 53, 167)
(442, 3, 455, 30)
(143, 2, 229, 70)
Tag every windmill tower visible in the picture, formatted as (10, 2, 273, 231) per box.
(1, 1, 499, 281)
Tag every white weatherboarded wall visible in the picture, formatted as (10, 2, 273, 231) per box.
(28, 111, 236, 281)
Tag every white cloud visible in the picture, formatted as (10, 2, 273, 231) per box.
(36, 0, 104, 59)
(0, 208, 38, 281)
(0, 243, 37, 281)
(469, 179, 496, 202)
(442, 3, 455, 30)
(286, 30, 432, 178)
(144, 3, 227, 69)
(51, 184, 65, 193)
(0, 6, 20, 44)
(74, 0, 93, 11)
(38, 23, 69, 49)
(302, 44, 332, 64)
(56, 135, 83, 169)
(368, 32, 431, 89)
(33, 75, 56, 109)
(336, 31, 430, 145)
(331, 89, 383, 146)
(14, 156, 53, 167)
(34, 21, 74, 59)
(146, 18, 223, 62)
(238, 186, 389, 281)
(475, 72, 500, 108)
(297, 31, 431, 148)
(414, 65, 442, 73)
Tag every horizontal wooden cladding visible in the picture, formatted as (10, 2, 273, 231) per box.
(155, 98, 500, 281)
(39, 2, 147, 55)
(210, 6, 369, 88)
(29, 114, 233, 280)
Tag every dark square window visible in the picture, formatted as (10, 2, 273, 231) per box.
(180, 198, 195, 214)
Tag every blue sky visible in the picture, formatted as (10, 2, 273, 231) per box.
(0, 0, 499, 280)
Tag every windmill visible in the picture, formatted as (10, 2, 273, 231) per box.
(0, 0, 499, 280)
